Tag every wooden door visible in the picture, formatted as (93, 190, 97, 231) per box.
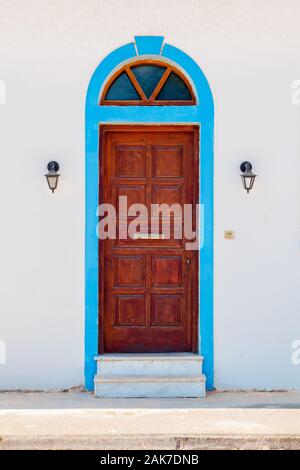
(99, 125, 199, 353)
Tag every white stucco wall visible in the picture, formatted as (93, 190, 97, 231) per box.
(0, 0, 300, 390)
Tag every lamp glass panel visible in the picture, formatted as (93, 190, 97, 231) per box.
(243, 175, 255, 191)
(47, 175, 58, 190)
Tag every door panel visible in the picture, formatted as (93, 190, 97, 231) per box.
(152, 255, 182, 287)
(99, 125, 198, 353)
(115, 146, 146, 178)
(152, 146, 183, 178)
(114, 256, 146, 287)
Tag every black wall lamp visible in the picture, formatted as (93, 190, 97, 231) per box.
(45, 161, 60, 193)
(240, 161, 257, 194)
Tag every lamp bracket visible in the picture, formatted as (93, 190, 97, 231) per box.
(47, 161, 60, 172)
(240, 161, 252, 173)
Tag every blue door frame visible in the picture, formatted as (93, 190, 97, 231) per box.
(85, 36, 214, 390)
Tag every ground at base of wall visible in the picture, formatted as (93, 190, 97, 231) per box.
(0, 391, 300, 450)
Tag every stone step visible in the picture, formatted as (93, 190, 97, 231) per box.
(95, 353, 203, 377)
(94, 374, 206, 398)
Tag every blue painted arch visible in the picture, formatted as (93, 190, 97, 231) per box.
(85, 36, 214, 390)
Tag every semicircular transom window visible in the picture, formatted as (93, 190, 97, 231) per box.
(101, 61, 196, 105)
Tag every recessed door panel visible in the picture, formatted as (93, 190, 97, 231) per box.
(152, 145, 183, 178)
(151, 294, 182, 326)
(152, 256, 182, 287)
(115, 145, 146, 178)
(114, 256, 146, 287)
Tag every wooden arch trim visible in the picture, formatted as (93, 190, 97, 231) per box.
(100, 59, 196, 106)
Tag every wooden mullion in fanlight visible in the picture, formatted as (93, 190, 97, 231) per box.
(148, 67, 172, 103)
(125, 66, 148, 103)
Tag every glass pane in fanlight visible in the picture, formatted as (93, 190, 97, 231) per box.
(131, 65, 166, 98)
(156, 72, 192, 101)
(105, 72, 141, 101)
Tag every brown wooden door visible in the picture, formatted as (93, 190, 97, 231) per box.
(99, 125, 199, 353)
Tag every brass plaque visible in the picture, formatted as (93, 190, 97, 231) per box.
(224, 230, 235, 240)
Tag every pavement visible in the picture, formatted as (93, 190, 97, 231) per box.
(0, 390, 300, 449)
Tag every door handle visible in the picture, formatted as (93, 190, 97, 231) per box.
(186, 258, 191, 265)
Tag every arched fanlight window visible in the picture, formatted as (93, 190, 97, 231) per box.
(101, 60, 196, 105)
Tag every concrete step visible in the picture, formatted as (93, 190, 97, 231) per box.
(94, 374, 206, 398)
(95, 353, 203, 377)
